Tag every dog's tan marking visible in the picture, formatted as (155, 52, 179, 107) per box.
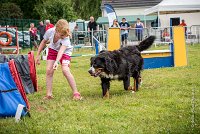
(128, 86, 133, 91)
(103, 90, 109, 99)
(133, 79, 137, 92)
(95, 68, 103, 72)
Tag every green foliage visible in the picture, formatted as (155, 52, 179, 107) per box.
(14, 0, 39, 19)
(1, 0, 102, 21)
(34, 0, 77, 23)
(72, 0, 102, 20)
(0, 2, 23, 18)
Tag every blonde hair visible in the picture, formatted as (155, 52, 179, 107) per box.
(55, 19, 70, 37)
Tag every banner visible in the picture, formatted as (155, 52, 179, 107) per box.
(104, 4, 117, 27)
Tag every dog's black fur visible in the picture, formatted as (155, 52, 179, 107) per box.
(88, 36, 155, 97)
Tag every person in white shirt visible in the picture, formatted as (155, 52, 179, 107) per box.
(35, 19, 82, 100)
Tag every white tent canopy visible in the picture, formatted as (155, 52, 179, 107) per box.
(144, 0, 200, 15)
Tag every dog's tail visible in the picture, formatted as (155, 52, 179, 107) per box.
(137, 36, 156, 51)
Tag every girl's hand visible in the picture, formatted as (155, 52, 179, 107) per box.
(53, 61, 59, 70)
(35, 55, 40, 65)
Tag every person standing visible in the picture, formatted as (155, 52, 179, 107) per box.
(37, 21, 46, 43)
(29, 23, 38, 50)
(35, 19, 82, 100)
(45, 20, 54, 31)
(111, 19, 120, 28)
(119, 18, 130, 46)
(179, 19, 187, 35)
(134, 18, 144, 41)
(87, 16, 98, 46)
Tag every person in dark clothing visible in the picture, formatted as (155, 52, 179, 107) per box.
(119, 18, 130, 46)
(88, 16, 97, 32)
(37, 21, 46, 42)
(88, 16, 98, 46)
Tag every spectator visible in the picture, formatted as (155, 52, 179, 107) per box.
(111, 19, 120, 28)
(87, 16, 98, 45)
(45, 20, 54, 31)
(134, 18, 144, 41)
(162, 28, 170, 42)
(119, 18, 130, 46)
(37, 21, 46, 43)
(179, 19, 187, 35)
(74, 24, 79, 31)
(29, 23, 38, 50)
(73, 24, 79, 45)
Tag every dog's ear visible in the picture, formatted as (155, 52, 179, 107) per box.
(90, 57, 95, 66)
(90, 57, 94, 61)
(105, 57, 117, 73)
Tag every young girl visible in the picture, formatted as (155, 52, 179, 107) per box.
(35, 19, 82, 100)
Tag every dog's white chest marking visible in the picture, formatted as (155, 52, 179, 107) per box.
(100, 72, 119, 79)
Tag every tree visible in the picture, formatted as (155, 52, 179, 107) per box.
(34, 0, 77, 23)
(0, 2, 23, 18)
(72, 0, 102, 20)
(1, 0, 40, 19)
(1, 0, 102, 21)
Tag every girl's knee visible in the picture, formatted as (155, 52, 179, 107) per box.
(62, 66, 71, 76)
(46, 68, 54, 76)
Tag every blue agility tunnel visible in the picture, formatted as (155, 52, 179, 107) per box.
(0, 62, 29, 117)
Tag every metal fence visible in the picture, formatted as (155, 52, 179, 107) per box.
(71, 30, 107, 48)
(71, 26, 200, 48)
(0, 18, 40, 48)
(148, 27, 172, 47)
(1, 18, 199, 51)
(187, 25, 200, 45)
(69, 30, 107, 56)
(126, 28, 149, 45)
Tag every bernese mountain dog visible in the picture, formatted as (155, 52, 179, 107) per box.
(88, 36, 155, 98)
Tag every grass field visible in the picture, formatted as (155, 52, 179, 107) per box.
(0, 44, 200, 134)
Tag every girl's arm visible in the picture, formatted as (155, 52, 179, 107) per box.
(142, 22, 144, 28)
(53, 45, 68, 70)
(35, 39, 48, 65)
(36, 39, 48, 57)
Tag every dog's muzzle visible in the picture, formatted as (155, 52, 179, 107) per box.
(88, 66, 103, 77)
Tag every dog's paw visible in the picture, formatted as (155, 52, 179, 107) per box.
(103, 91, 110, 99)
(128, 86, 133, 91)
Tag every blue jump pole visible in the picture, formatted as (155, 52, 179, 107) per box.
(95, 39, 99, 55)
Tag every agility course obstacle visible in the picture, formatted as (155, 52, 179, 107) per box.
(0, 51, 37, 117)
(142, 26, 187, 69)
(107, 28, 121, 51)
(0, 51, 38, 93)
(107, 26, 187, 69)
(0, 61, 30, 117)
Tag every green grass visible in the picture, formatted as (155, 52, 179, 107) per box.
(0, 45, 200, 134)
